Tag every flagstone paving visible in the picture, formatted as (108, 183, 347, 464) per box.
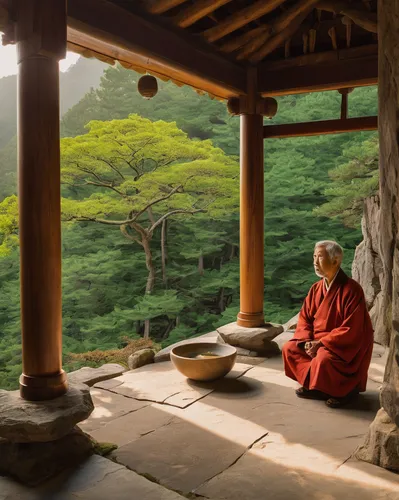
(1, 344, 397, 500)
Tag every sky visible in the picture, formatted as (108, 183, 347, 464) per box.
(0, 45, 80, 78)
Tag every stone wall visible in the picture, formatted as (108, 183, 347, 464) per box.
(356, 0, 399, 471)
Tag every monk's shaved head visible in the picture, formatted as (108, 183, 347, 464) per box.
(315, 240, 343, 264)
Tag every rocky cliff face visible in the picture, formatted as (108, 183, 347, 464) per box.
(352, 195, 389, 346)
(356, 0, 399, 471)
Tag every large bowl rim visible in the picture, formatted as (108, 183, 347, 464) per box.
(170, 342, 237, 361)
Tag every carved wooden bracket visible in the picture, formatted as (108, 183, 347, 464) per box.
(227, 96, 278, 117)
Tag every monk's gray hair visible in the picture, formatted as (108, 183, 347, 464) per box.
(315, 240, 343, 263)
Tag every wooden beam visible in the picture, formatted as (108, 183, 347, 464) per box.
(0, 1, 8, 31)
(67, 0, 246, 99)
(262, 43, 377, 69)
(174, 0, 233, 28)
(318, 0, 377, 33)
(263, 116, 378, 139)
(147, 0, 188, 14)
(203, 0, 287, 43)
(259, 52, 377, 96)
(250, 0, 320, 63)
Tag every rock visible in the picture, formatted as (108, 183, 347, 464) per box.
(0, 427, 94, 485)
(357, 1, 399, 472)
(271, 330, 295, 351)
(217, 322, 283, 355)
(356, 409, 399, 472)
(282, 313, 299, 332)
(0, 384, 94, 443)
(68, 363, 126, 386)
(352, 196, 388, 346)
(154, 331, 220, 363)
(128, 349, 155, 370)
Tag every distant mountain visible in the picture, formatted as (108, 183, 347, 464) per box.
(0, 56, 106, 149)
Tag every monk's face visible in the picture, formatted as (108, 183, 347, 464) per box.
(313, 246, 339, 280)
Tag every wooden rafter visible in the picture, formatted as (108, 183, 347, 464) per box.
(147, 0, 188, 14)
(219, 25, 266, 53)
(174, 0, 233, 28)
(203, 0, 287, 43)
(67, 0, 246, 99)
(309, 29, 316, 53)
(236, 28, 270, 60)
(318, 0, 377, 33)
(250, 0, 320, 63)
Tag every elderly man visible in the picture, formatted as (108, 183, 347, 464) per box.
(282, 240, 374, 408)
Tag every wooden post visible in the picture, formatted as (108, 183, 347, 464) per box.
(237, 112, 265, 327)
(16, 0, 68, 401)
(236, 69, 266, 328)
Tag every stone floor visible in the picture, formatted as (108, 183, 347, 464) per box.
(1, 344, 398, 500)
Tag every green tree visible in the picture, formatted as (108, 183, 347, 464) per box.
(61, 115, 239, 337)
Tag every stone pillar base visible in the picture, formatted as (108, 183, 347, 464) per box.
(0, 427, 94, 485)
(217, 321, 283, 356)
(0, 384, 95, 484)
(356, 408, 399, 472)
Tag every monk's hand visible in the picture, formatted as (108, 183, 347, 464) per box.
(305, 341, 322, 358)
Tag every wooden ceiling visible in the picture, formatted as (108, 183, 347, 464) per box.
(114, 0, 377, 64)
(0, 0, 378, 99)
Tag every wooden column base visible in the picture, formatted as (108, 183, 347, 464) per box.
(237, 311, 265, 328)
(19, 371, 68, 402)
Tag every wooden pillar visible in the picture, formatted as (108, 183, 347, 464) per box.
(16, 0, 68, 401)
(237, 112, 265, 327)
(228, 70, 277, 328)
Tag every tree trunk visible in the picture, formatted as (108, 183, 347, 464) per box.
(219, 287, 225, 313)
(161, 219, 168, 287)
(141, 235, 155, 340)
(198, 254, 204, 275)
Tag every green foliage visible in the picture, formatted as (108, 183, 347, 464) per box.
(0, 59, 378, 389)
(315, 135, 379, 227)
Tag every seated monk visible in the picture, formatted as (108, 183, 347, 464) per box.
(282, 240, 374, 408)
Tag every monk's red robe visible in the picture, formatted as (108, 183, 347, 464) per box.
(282, 269, 374, 398)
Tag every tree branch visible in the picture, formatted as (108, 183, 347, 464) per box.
(149, 208, 205, 235)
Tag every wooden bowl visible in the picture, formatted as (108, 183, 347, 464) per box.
(170, 342, 237, 382)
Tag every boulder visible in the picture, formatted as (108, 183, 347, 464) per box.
(355, 409, 399, 472)
(217, 322, 283, 355)
(0, 427, 94, 485)
(271, 330, 295, 351)
(282, 313, 299, 332)
(128, 349, 155, 370)
(352, 196, 388, 346)
(68, 363, 126, 386)
(0, 384, 94, 443)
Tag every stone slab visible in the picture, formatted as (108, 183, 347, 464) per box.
(79, 388, 150, 433)
(67, 364, 126, 387)
(112, 401, 267, 494)
(217, 321, 283, 354)
(98, 361, 252, 409)
(154, 331, 220, 363)
(88, 404, 175, 447)
(0, 384, 94, 443)
(196, 445, 399, 500)
(0, 455, 185, 500)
